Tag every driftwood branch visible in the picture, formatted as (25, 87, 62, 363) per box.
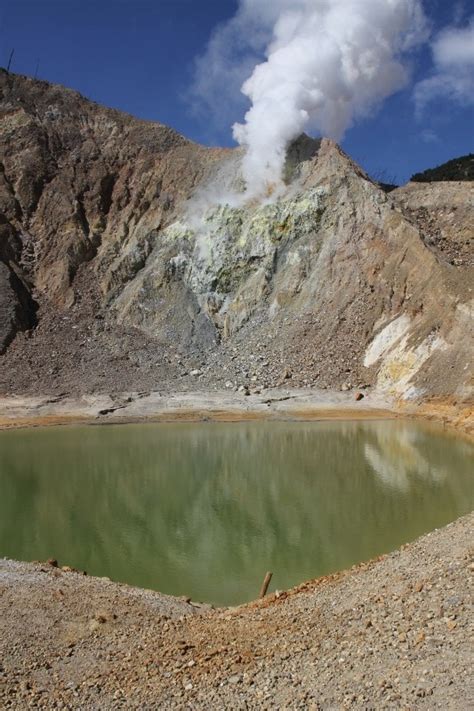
(259, 571, 273, 598)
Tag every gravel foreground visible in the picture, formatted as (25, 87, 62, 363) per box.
(0, 513, 473, 709)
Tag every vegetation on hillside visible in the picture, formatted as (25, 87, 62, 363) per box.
(411, 154, 474, 183)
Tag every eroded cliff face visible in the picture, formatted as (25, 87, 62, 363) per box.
(0, 71, 472, 401)
(0, 69, 225, 318)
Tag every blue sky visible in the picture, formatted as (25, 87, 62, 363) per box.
(0, 0, 472, 184)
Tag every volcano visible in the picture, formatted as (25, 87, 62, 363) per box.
(0, 70, 472, 403)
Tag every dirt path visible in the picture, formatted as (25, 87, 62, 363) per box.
(1, 513, 472, 709)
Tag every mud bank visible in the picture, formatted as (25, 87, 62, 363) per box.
(0, 387, 472, 440)
(0, 388, 394, 425)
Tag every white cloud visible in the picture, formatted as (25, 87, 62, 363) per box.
(453, 2, 467, 25)
(434, 21, 474, 65)
(414, 19, 474, 114)
(420, 128, 439, 143)
(188, 2, 281, 133)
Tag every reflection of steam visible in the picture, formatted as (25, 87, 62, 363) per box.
(364, 426, 447, 491)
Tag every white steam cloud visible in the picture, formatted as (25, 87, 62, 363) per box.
(229, 0, 428, 197)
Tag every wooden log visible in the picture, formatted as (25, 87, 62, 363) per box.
(259, 571, 273, 598)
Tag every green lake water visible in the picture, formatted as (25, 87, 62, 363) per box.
(0, 420, 472, 606)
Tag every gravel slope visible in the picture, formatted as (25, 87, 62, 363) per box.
(1, 513, 472, 709)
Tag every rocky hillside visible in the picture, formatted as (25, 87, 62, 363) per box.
(0, 71, 472, 402)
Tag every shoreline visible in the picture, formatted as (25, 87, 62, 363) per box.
(1, 387, 473, 707)
(1, 513, 472, 708)
(0, 387, 472, 437)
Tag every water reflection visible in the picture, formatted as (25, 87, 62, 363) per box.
(0, 420, 472, 605)
(364, 424, 447, 490)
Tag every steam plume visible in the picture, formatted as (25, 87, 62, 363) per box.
(230, 0, 427, 197)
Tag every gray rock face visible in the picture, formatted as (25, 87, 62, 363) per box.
(0, 70, 472, 401)
(0, 261, 35, 354)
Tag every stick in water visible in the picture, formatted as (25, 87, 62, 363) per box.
(259, 571, 273, 598)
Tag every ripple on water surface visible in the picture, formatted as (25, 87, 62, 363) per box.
(0, 420, 472, 605)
